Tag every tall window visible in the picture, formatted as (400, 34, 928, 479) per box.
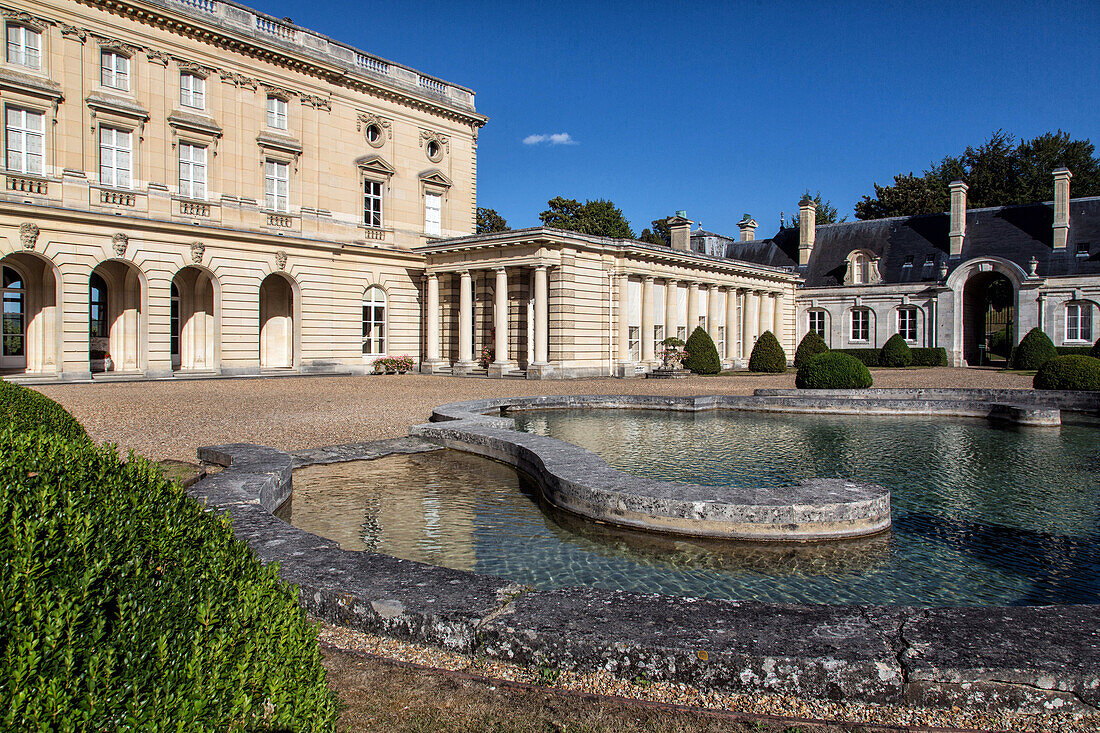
(100, 50, 130, 90)
(363, 180, 383, 227)
(362, 287, 386, 355)
(2, 265, 25, 359)
(1066, 302, 1093, 342)
(6, 25, 40, 69)
(717, 326, 726, 358)
(99, 127, 132, 188)
(898, 307, 918, 342)
(628, 326, 640, 362)
(264, 159, 288, 212)
(424, 192, 441, 235)
(170, 282, 180, 362)
(178, 142, 207, 199)
(5, 107, 44, 175)
(89, 273, 108, 338)
(850, 308, 870, 342)
(179, 72, 205, 109)
(808, 310, 826, 338)
(653, 324, 664, 360)
(266, 96, 287, 130)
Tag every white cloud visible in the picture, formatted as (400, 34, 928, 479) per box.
(523, 132, 578, 146)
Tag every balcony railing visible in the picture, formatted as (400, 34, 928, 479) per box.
(267, 213, 293, 228)
(256, 16, 294, 41)
(180, 200, 210, 217)
(362, 226, 386, 241)
(176, 0, 214, 12)
(6, 174, 48, 195)
(101, 189, 136, 207)
(356, 54, 389, 75)
(418, 76, 446, 94)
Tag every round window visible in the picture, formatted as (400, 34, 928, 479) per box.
(366, 123, 384, 148)
(426, 139, 442, 162)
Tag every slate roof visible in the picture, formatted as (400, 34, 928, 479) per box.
(692, 197, 1100, 288)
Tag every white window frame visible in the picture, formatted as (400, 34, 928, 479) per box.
(178, 142, 207, 200)
(850, 308, 870, 343)
(898, 307, 918, 343)
(5, 106, 45, 175)
(6, 24, 41, 69)
(362, 287, 387, 356)
(628, 325, 641, 362)
(101, 50, 130, 91)
(653, 324, 664, 360)
(264, 159, 289, 212)
(852, 255, 867, 285)
(179, 72, 205, 110)
(424, 191, 442, 236)
(99, 126, 132, 189)
(717, 325, 726, 358)
(1066, 302, 1093, 343)
(363, 179, 383, 228)
(808, 310, 826, 338)
(266, 96, 287, 130)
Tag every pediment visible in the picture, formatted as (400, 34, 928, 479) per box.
(355, 154, 396, 177)
(418, 169, 452, 188)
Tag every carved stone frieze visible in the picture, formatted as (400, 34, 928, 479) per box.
(2, 9, 48, 31)
(111, 232, 129, 257)
(19, 222, 40, 250)
(300, 94, 331, 110)
(146, 49, 170, 66)
(57, 23, 87, 41)
(220, 70, 258, 90)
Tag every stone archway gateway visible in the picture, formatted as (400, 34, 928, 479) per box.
(962, 270, 1015, 366)
(89, 260, 145, 374)
(0, 252, 60, 375)
(259, 273, 295, 369)
(171, 266, 219, 372)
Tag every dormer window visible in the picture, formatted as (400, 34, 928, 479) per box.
(6, 25, 40, 69)
(903, 255, 914, 267)
(266, 96, 287, 130)
(101, 50, 130, 91)
(851, 253, 869, 284)
(1076, 242, 1090, 258)
(924, 254, 935, 265)
(180, 72, 205, 110)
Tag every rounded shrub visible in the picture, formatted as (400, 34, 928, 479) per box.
(748, 330, 787, 373)
(793, 331, 828, 368)
(683, 326, 721, 375)
(1091, 338, 1100, 359)
(1011, 327, 1057, 370)
(0, 380, 87, 443)
(0, 428, 339, 731)
(880, 333, 913, 368)
(1033, 355, 1100, 391)
(796, 352, 873, 389)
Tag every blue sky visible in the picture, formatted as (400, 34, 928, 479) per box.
(256, 0, 1099, 237)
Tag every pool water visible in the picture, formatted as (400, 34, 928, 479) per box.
(282, 410, 1100, 606)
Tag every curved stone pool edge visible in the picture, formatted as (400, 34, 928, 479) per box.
(189, 434, 1100, 715)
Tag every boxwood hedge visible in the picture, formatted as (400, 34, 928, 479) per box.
(832, 347, 947, 368)
(1011, 327, 1057, 370)
(683, 326, 722, 375)
(793, 332, 828, 368)
(795, 352, 873, 389)
(1033, 355, 1100, 391)
(0, 380, 87, 443)
(748, 330, 787, 373)
(879, 334, 913, 368)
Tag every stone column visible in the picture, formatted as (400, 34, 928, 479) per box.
(759, 291, 775, 339)
(423, 272, 441, 370)
(455, 269, 475, 372)
(743, 289, 759, 358)
(773, 291, 785, 348)
(532, 265, 549, 366)
(664, 279, 678, 340)
(686, 281, 699, 335)
(641, 276, 655, 364)
(706, 284, 720, 346)
(617, 273, 630, 371)
(489, 267, 514, 376)
(725, 287, 738, 363)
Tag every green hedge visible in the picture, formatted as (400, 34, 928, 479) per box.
(880, 334, 913, 368)
(1034, 355, 1100, 391)
(0, 380, 87, 443)
(748, 330, 787, 373)
(1012, 327, 1057, 370)
(683, 326, 721, 374)
(833, 348, 881, 366)
(795, 352, 873, 389)
(1056, 346, 1094, 357)
(0, 429, 338, 730)
(793, 332, 828, 368)
(833, 347, 947, 368)
(1092, 339, 1100, 359)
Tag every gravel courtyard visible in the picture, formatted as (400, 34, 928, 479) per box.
(37, 367, 1032, 462)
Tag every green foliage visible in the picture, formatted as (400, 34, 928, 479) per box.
(855, 130, 1100, 219)
(796, 352, 873, 389)
(880, 334, 913, 368)
(793, 331, 829, 368)
(748, 330, 787, 373)
(1092, 338, 1100, 359)
(0, 380, 88, 443)
(988, 326, 1013, 359)
(637, 218, 671, 246)
(683, 326, 721, 375)
(833, 348, 881, 366)
(1011, 327, 1058, 370)
(538, 197, 635, 239)
(1034, 355, 1100, 391)
(911, 347, 948, 367)
(1056, 345, 1094, 357)
(782, 190, 846, 228)
(0, 429, 338, 731)
(475, 207, 510, 234)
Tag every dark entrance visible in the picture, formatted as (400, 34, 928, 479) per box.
(962, 271, 1015, 366)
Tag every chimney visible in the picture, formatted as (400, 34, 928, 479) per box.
(798, 194, 815, 266)
(666, 211, 692, 251)
(949, 180, 967, 256)
(738, 214, 757, 242)
(1053, 167, 1072, 250)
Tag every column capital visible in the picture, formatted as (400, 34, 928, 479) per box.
(707, 282, 719, 291)
(493, 265, 507, 273)
(533, 263, 549, 271)
(665, 277, 678, 286)
(642, 274, 655, 283)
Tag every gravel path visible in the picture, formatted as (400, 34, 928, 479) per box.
(36, 368, 1031, 463)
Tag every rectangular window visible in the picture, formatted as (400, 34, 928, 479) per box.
(101, 50, 130, 91)
(717, 326, 726, 358)
(99, 126, 131, 188)
(628, 326, 640, 362)
(363, 179, 383, 228)
(5, 107, 44, 175)
(266, 96, 287, 129)
(808, 310, 825, 338)
(653, 324, 664, 360)
(6, 25, 41, 69)
(264, 159, 288, 212)
(424, 191, 442, 235)
(1076, 242, 1091, 258)
(178, 142, 207, 199)
(903, 255, 914, 267)
(180, 72, 205, 109)
(1067, 303, 1093, 342)
(898, 307, 918, 342)
(676, 326, 686, 341)
(850, 309, 869, 342)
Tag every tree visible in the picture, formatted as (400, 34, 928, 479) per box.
(638, 218, 671, 246)
(476, 207, 510, 234)
(855, 130, 1100, 219)
(783, 191, 846, 228)
(538, 197, 635, 239)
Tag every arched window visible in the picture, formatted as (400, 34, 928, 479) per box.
(1066, 301, 1095, 343)
(852, 254, 868, 284)
(807, 309, 826, 339)
(850, 308, 871, 343)
(2, 265, 26, 360)
(89, 273, 108, 338)
(362, 287, 386, 355)
(898, 306, 918, 342)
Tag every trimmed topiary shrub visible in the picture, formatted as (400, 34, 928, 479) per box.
(0, 380, 87, 443)
(880, 334, 913, 368)
(796, 352, 873, 389)
(748, 330, 787, 373)
(911, 347, 948, 367)
(1033, 355, 1100, 391)
(683, 326, 722, 375)
(1091, 338, 1100, 359)
(833, 348, 881, 367)
(1011, 327, 1058, 370)
(1056, 346, 1094, 357)
(0, 428, 339, 730)
(794, 331, 829, 368)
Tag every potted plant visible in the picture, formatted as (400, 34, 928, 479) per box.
(658, 337, 687, 371)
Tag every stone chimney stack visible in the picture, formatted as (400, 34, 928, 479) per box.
(798, 195, 816, 266)
(666, 211, 692, 251)
(738, 214, 758, 242)
(949, 180, 968, 256)
(1053, 167, 1072, 250)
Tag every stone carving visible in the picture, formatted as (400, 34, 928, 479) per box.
(58, 23, 87, 41)
(112, 232, 129, 257)
(939, 261, 949, 280)
(220, 70, 258, 90)
(1029, 256, 1039, 277)
(190, 241, 205, 264)
(357, 112, 392, 141)
(19, 223, 40, 251)
(146, 49, 170, 66)
(867, 257, 882, 284)
(418, 128, 450, 150)
(300, 94, 331, 110)
(275, 250, 287, 270)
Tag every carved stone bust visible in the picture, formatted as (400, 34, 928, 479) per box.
(19, 222, 39, 250)
(190, 241, 205, 264)
(112, 232, 129, 257)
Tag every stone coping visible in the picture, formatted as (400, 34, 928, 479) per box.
(189, 436, 1100, 714)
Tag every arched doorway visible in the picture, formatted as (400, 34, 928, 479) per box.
(89, 260, 144, 373)
(259, 273, 294, 368)
(0, 253, 59, 374)
(962, 271, 1015, 366)
(171, 266, 218, 372)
